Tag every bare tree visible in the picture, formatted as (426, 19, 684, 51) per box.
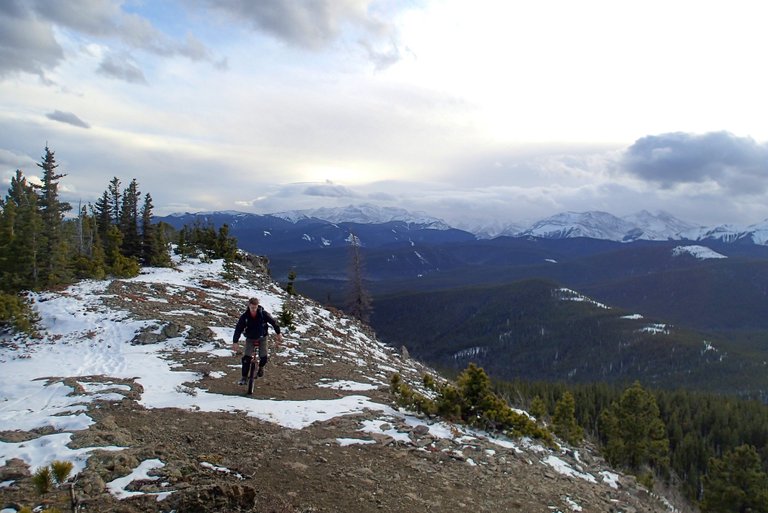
(346, 232, 372, 323)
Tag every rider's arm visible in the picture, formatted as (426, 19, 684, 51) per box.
(264, 310, 281, 335)
(232, 312, 246, 351)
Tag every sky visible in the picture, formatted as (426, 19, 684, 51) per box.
(2, 0, 768, 228)
(0, 254, 619, 509)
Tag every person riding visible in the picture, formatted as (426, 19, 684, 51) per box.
(232, 297, 282, 385)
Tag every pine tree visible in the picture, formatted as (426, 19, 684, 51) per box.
(71, 205, 106, 279)
(104, 225, 139, 278)
(107, 177, 121, 225)
(140, 193, 155, 265)
(150, 222, 172, 267)
(2, 170, 43, 290)
(216, 224, 238, 260)
(285, 270, 297, 295)
(701, 444, 768, 513)
(176, 226, 189, 259)
(599, 381, 670, 473)
(36, 146, 72, 286)
(529, 395, 548, 422)
(92, 190, 112, 241)
(119, 179, 141, 258)
(552, 391, 584, 445)
(0, 196, 14, 282)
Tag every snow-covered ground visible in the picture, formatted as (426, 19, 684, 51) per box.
(0, 257, 618, 508)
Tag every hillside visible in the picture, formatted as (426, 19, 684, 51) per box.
(0, 254, 678, 512)
(371, 279, 768, 395)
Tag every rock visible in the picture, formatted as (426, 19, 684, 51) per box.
(131, 330, 162, 345)
(413, 424, 430, 436)
(372, 434, 395, 446)
(0, 458, 29, 480)
(161, 322, 184, 339)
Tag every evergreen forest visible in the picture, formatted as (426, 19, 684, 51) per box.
(0, 146, 237, 334)
(499, 378, 768, 510)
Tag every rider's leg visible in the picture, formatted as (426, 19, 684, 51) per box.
(240, 355, 250, 379)
(242, 338, 258, 378)
(257, 336, 269, 376)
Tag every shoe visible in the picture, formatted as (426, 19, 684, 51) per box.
(257, 366, 264, 377)
(238, 377, 247, 386)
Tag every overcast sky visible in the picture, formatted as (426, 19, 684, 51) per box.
(2, 0, 768, 228)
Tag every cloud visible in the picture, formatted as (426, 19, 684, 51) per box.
(0, 1, 63, 79)
(303, 181, 356, 198)
(359, 39, 401, 71)
(97, 52, 147, 83)
(202, 0, 361, 48)
(621, 132, 768, 194)
(34, 0, 217, 62)
(201, 0, 402, 67)
(30, 0, 120, 36)
(0, 149, 35, 181)
(45, 110, 91, 128)
(0, 0, 220, 82)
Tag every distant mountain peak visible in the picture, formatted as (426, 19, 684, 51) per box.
(513, 210, 715, 243)
(620, 210, 699, 241)
(521, 211, 636, 241)
(271, 203, 452, 230)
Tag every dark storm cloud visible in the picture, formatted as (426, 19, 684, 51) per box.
(622, 131, 768, 194)
(46, 110, 91, 128)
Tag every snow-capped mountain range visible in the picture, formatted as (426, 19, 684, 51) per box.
(263, 204, 768, 245)
(516, 210, 768, 244)
(271, 204, 452, 230)
(163, 204, 768, 246)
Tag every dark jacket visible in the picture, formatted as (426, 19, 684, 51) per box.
(233, 305, 280, 342)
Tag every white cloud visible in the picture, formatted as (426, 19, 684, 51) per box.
(1, 1, 768, 227)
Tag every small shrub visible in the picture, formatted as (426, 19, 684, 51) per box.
(529, 395, 547, 422)
(285, 270, 297, 295)
(32, 465, 53, 494)
(278, 306, 295, 331)
(0, 292, 39, 335)
(390, 366, 554, 445)
(51, 459, 73, 484)
(638, 471, 654, 490)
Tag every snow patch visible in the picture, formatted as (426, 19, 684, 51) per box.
(672, 245, 727, 260)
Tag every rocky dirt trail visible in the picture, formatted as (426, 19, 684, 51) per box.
(1, 259, 685, 513)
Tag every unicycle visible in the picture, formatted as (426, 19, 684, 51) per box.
(246, 354, 257, 395)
